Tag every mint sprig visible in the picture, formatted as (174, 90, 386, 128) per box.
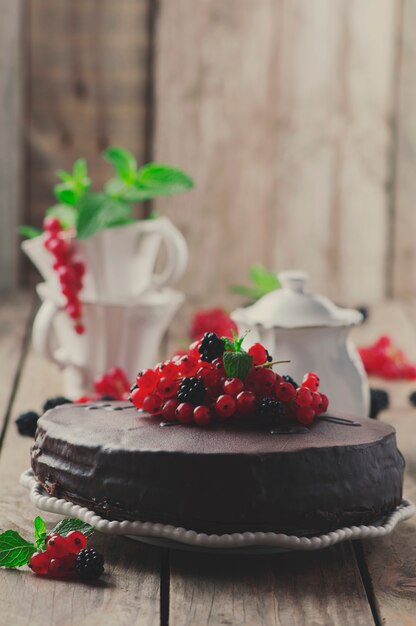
(223, 351, 253, 380)
(18, 225, 42, 239)
(51, 518, 94, 538)
(0, 531, 36, 568)
(33, 516, 47, 551)
(231, 264, 281, 301)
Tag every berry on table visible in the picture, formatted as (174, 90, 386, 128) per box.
(198, 332, 225, 362)
(295, 406, 315, 425)
(46, 533, 68, 558)
(248, 343, 269, 366)
(177, 377, 206, 405)
(75, 548, 104, 581)
(161, 399, 180, 421)
(258, 397, 286, 423)
(29, 551, 50, 575)
(49, 558, 70, 578)
(223, 378, 244, 397)
(214, 394, 236, 419)
(193, 405, 213, 426)
(15, 411, 39, 437)
(175, 402, 194, 424)
(143, 394, 163, 414)
(65, 531, 87, 554)
(319, 393, 329, 412)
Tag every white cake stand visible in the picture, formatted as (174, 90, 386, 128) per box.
(20, 470, 415, 555)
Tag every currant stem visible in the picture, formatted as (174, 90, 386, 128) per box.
(255, 360, 291, 369)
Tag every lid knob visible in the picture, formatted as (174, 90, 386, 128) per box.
(278, 270, 308, 293)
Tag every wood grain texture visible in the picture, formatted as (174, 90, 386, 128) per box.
(0, 0, 23, 290)
(392, 0, 416, 299)
(25, 0, 151, 231)
(352, 302, 416, 626)
(154, 0, 398, 317)
(0, 296, 161, 626)
(169, 542, 374, 626)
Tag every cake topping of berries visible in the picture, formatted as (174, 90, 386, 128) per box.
(198, 332, 226, 362)
(177, 376, 206, 405)
(130, 331, 333, 432)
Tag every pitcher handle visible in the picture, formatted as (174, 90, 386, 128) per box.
(152, 219, 188, 289)
(32, 300, 68, 366)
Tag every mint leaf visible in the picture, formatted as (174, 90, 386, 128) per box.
(46, 204, 77, 229)
(0, 530, 36, 568)
(18, 225, 42, 239)
(136, 163, 194, 197)
(54, 183, 79, 206)
(103, 147, 137, 183)
(51, 518, 94, 538)
(33, 516, 47, 551)
(73, 158, 89, 186)
(104, 177, 152, 203)
(76, 192, 134, 239)
(249, 264, 280, 292)
(223, 351, 253, 380)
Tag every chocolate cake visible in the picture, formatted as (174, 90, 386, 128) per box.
(31, 402, 405, 535)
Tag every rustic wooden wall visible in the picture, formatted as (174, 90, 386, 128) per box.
(2, 0, 416, 307)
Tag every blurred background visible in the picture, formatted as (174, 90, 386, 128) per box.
(1, 0, 415, 314)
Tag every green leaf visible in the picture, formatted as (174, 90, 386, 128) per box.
(51, 518, 94, 538)
(249, 264, 280, 291)
(73, 158, 89, 185)
(136, 163, 194, 197)
(0, 530, 36, 568)
(33, 516, 47, 551)
(223, 351, 253, 381)
(56, 169, 73, 184)
(76, 192, 134, 239)
(18, 225, 42, 239)
(46, 204, 77, 229)
(54, 183, 78, 206)
(104, 177, 152, 203)
(103, 146, 137, 183)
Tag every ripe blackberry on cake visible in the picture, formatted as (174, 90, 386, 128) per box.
(198, 332, 225, 362)
(258, 397, 287, 423)
(177, 376, 206, 405)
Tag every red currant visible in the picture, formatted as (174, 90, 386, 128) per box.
(48, 558, 70, 578)
(62, 552, 77, 571)
(212, 358, 226, 375)
(311, 391, 323, 413)
(319, 393, 329, 412)
(248, 343, 268, 366)
(223, 378, 244, 397)
(295, 406, 315, 425)
(302, 372, 320, 391)
(143, 394, 163, 414)
(74, 323, 85, 335)
(136, 369, 159, 392)
(178, 355, 199, 376)
(158, 361, 179, 378)
(157, 376, 178, 398)
(46, 533, 67, 558)
(29, 551, 51, 575)
(65, 530, 87, 554)
(214, 394, 236, 419)
(197, 367, 221, 389)
(255, 368, 276, 394)
(294, 387, 313, 407)
(236, 391, 257, 415)
(161, 399, 179, 421)
(43, 216, 62, 233)
(193, 405, 212, 426)
(275, 382, 296, 402)
(175, 402, 194, 424)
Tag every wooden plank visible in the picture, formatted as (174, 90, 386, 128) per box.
(0, 299, 161, 626)
(0, 293, 33, 424)
(25, 0, 151, 232)
(169, 542, 374, 626)
(352, 302, 416, 626)
(154, 0, 398, 317)
(392, 0, 416, 299)
(0, 0, 23, 290)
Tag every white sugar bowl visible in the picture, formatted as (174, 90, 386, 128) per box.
(231, 270, 369, 417)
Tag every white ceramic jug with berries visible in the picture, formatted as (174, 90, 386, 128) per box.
(231, 270, 369, 417)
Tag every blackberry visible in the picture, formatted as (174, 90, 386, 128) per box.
(76, 548, 104, 581)
(370, 388, 389, 418)
(42, 396, 72, 413)
(258, 397, 287, 423)
(15, 411, 40, 437)
(410, 391, 416, 407)
(282, 375, 298, 390)
(177, 376, 206, 405)
(198, 332, 225, 362)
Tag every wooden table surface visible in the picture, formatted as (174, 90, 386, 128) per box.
(0, 293, 415, 626)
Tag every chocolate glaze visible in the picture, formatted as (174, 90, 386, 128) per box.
(31, 402, 405, 534)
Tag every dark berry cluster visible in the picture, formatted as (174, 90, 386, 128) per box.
(29, 531, 104, 581)
(198, 332, 225, 362)
(130, 336, 329, 428)
(43, 216, 86, 334)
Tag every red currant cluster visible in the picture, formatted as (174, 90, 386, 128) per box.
(28, 531, 102, 579)
(43, 216, 86, 335)
(130, 334, 329, 427)
(76, 367, 131, 403)
(190, 307, 238, 341)
(359, 335, 416, 380)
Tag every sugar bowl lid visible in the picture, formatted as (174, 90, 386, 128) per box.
(231, 270, 363, 329)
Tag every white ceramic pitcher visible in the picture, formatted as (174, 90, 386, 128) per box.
(22, 217, 188, 302)
(33, 283, 184, 398)
(231, 270, 369, 417)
